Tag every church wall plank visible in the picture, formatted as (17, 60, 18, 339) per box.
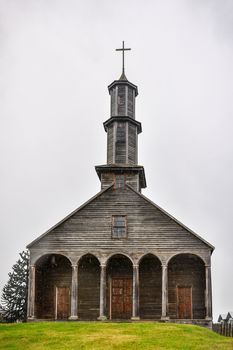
(30, 187, 211, 261)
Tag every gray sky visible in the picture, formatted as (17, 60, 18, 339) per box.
(1, 0, 233, 321)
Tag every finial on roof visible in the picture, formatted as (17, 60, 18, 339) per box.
(115, 41, 131, 80)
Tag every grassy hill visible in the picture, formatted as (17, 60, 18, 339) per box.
(0, 322, 232, 350)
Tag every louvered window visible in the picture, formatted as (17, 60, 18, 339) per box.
(112, 216, 127, 238)
(116, 123, 126, 143)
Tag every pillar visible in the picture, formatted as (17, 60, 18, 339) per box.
(98, 264, 107, 320)
(205, 265, 212, 320)
(131, 264, 140, 320)
(27, 265, 36, 320)
(69, 264, 78, 320)
(161, 263, 169, 320)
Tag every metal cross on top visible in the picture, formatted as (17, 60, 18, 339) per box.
(116, 41, 131, 75)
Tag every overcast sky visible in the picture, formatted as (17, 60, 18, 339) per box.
(1, 0, 233, 321)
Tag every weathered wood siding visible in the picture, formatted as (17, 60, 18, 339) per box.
(115, 123, 126, 163)
(139, 255, 162, 319)
(35, 255, 71, 319)
(107, 124, 114, 164)
(128, 87, 134, 119)
(117, 86, 126, 116)
(78, 255, 100, 320)
(106, 255, 133, 318)
(101, 173, 139, 191)
(30, 186, 210, 256)
(128, 124, 137, 164)
(126, 173, 139, 191)
(168, 254, 205, 319)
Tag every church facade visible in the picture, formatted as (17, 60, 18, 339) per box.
(27, 44, 214, 326)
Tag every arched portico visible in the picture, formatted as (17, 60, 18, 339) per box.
(33, 254, 72, 320)
(78, 254, 100, 320)
(139, 254, 162, 319)
(106, 254, 133, 319)
(168, 253, 206, 319)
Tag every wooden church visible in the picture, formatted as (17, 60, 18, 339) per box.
(27, 42, 214, 326)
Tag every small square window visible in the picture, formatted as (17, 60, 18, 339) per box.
(115, 175, 125, 188)
(112, 216, 127, 238)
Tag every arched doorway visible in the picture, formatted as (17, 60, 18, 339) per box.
(106, 254, 133, 319)
(35, 254, 72, 320)
(78, 254, 100, 320)
(139, 254, 162, 319)
(168, 254, 205, 319)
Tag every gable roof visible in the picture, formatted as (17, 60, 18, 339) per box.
(27, 183, 214, 252)
(226, 312, 233, 320)
(27, 184, 113, 248)
(218, 314, 228, 322)
(126, 184, 214, 252)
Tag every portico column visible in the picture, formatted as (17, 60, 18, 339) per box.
(98, 264, 107, 320)
(69, 264, 78, 320)
(161, 263, 169, 320)
(131, 264, 140, 320)
(27, 265, 36, 320)
(205, 265, 212, 320)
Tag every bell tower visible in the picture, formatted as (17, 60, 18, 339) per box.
(95, 41, 146, 192)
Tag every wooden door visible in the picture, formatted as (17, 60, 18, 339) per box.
(177, 286, 192, 319)
(111, 278, 132, 319)
(56, 287, 70, 320)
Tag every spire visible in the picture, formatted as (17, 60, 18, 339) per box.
(115, 41, 131, 80)
(95, 42, 146, 192)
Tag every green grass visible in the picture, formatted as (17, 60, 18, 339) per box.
(0, 322, 233, 350)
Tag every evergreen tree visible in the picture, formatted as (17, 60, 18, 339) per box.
(0, 251, 29, 322)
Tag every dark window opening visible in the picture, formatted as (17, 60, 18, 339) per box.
(112, 216, 127, 238)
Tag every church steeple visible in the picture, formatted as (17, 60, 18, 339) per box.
(95, 42, 146, 192)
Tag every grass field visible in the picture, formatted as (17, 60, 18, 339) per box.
(0, 322, 233, 350)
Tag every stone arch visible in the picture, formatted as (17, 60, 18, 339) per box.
(139, 253, 162, 319)
(78, 254, 100, 320)
(35, 253, 72, 320)
(168, 253, 205, 319)
(106, 254, 133, 319)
